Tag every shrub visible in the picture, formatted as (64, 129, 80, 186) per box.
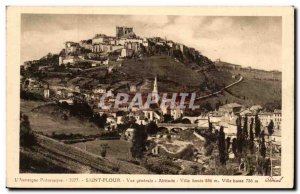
(143, 156, 181, 174)
(20, 114, 36, 147)
(20, 90, 44, 101)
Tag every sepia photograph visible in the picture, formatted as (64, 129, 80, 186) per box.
(6, 6, 294, 189)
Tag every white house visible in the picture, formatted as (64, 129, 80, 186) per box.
(59, 56, 81, 65)
(273, 109, 281, 130)
(92, 34, 107, 44)
(106, 116, 117, 130)
(120, 48, 133, 58)
(59, 99, 74, 105)
(259, 111, 273, 127)
(44, 89, 50, 98)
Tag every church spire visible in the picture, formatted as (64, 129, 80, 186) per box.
(150, 75, 159, 105)
(153, 75, 158, 93)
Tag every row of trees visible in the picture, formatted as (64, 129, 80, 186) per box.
(217, 115, 274, 175)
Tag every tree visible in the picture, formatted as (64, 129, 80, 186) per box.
(249, 118, 255, 154)
(204, 102, 213, 111)
(70, 102, 93, 119)
(267, 120, 274, 136)
(131, 125, 148, 159)
(226, 137, 231, 153)
(204, 139, 214, 156)
(254, 114, 261, 138)
(166, 134, 172, 142)
(243, 116, 248, 140)
(92, 113, 107, 128)
(146, 121, 158, 135)
(208, 122, 213, 133)
(121, 115, 136, 125)
(256, 155, 265, 175)
(236, 116, 243, 155)
(242, 116, 249, 154)
(264, 101, 281, 112)
(181, 118, 191, 124)
(215, 101, 222, 111)
(263, 158, 271, 176)
(218, 126, 226, 165)
(60, 101, 69, 109)
(214, 129, 219, 139)
(62, 113, 68, 120)
(260, 131, 266, 158)
(232, 138, 238, 158)
(163, 114, 173, 123)
(245, 154, 255, 175)
(20, 113, 36, 147)
(100, 144, 109, 157)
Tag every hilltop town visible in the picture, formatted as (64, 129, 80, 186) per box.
(20, 26, 282, 175)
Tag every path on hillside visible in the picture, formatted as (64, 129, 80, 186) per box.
(196, 76, 244, 100)
(81, 66, 106, 72)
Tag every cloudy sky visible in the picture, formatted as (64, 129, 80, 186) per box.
(21, 14, 281, 71)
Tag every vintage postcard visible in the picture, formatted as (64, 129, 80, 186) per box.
(6, 6, 294, 188)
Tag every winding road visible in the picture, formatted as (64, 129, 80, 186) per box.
(196, 76, 244, 100)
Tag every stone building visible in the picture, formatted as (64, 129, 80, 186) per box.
(92, 44, 112, 53)
(79, 39, 93, 50)
(65, 41, 79, 55)
(92, 34, 108, 44)
(273, 109, 281, 130)
(59, 56, 80, 65)
(116, 26, 133, 38)
(120, 48, 133, 58)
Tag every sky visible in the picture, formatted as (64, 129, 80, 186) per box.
(21, 14, 282, 71)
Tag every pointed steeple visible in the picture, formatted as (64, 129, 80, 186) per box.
(152, 75, 158, 93)
(150, 75, 159, 105)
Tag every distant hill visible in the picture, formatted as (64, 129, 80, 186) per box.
(214, 59, 281, 81)
(214, 60, 242, 69)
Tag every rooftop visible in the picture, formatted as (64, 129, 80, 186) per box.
(126, 128, 135, 132)
(93, 34, 107, 39)
(274, 109, 282, 114)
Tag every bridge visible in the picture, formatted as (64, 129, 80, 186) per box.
(157, 123, 198, 132)
(181, 116, 208, 124)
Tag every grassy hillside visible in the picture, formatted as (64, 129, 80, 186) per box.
(21, 100, 102, 136)
(74, 140, 132, 160)
(118, 56, 235, 93)
(197, 77, 281, 110)
(20, 146, 89, 173)
(120, 56, 205, 86)
(227, 77, 281, 107)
